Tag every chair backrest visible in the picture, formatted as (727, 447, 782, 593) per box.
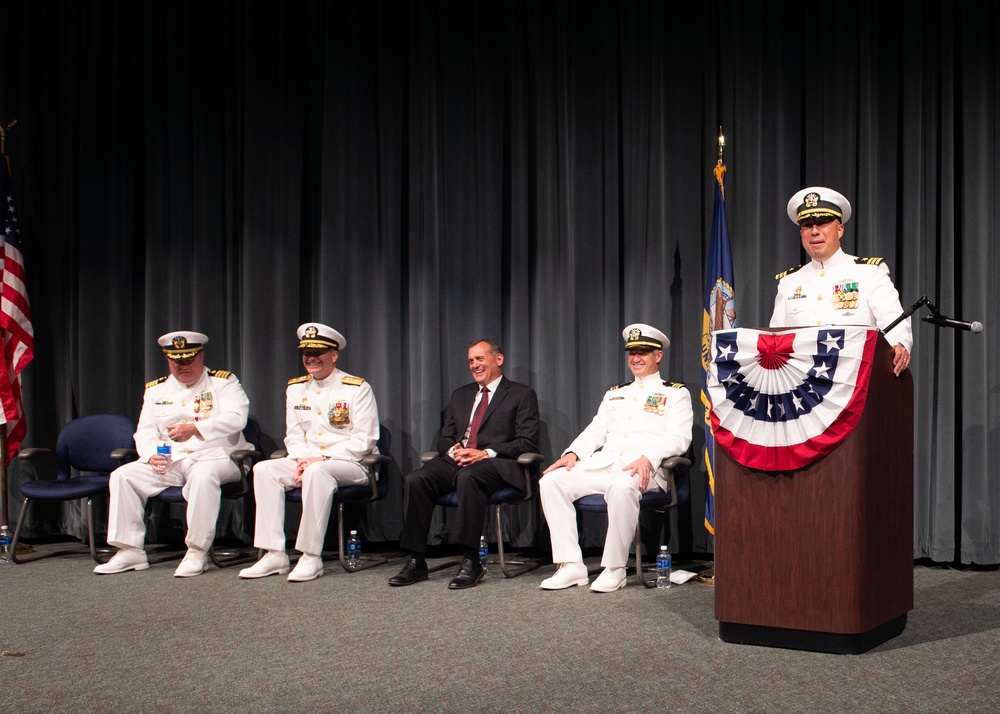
(242, 417, 261, 451)
(56, 414, 136, 480)
(674, 458, 691, 506)
(374, 425, 392, 499)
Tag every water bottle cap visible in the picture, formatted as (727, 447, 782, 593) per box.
(349, 530, 357, 535)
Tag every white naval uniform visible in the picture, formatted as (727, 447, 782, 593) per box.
(107, 368, 251, 552)
(252, 368, 379, 556)
(769, 248, 913, 351)
(540, 373, 693, 568)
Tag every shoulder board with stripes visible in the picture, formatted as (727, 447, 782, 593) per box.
(207, 369, 232, 379)
(855, 256, 884, 266)
(609, 380, 634, 391)
(662, 381, 685, 389)
(342, 375, 365, 386)
(288, 375, 311, 385)
(775, 264, 804, 280)
(145, 376, 168, 389)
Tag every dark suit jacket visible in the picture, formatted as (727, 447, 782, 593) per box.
(436, 375, 540, 486)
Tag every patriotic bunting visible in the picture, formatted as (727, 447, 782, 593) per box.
(707, 327, 878, 471)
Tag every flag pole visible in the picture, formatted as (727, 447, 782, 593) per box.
(1, 430, 8, 527)
(699, 126, 734, 585)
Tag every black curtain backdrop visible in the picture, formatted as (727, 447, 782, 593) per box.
(1, 0, 997, 562)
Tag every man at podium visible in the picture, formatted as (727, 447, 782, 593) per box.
(770, 186, 913, 376)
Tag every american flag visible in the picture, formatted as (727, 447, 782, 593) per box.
(0, 154, 34, 462)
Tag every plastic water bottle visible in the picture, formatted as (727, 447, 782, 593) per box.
(157, 442, 172, 464)
(478, 535, 489, 575)
(0, 524, 12, 563)
(656, 545, 672, 589)
(346, 529, 361, 569)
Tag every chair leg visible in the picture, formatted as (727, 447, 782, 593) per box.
(635, 524, 656, 588)
(86, 497, 98, 563)
(335, 503, 387, 572)
(11, 497, 108, 564)
(10, 498, 29, 564)
(492, 504, 541, 578)
(209, 543, 257, 568)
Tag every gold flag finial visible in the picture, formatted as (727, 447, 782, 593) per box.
(714, 127, 727, 199)
(0, 119, 17, 154)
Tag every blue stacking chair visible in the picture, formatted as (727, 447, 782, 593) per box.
(136, 418, 262, 567)
(427, 450, 545, 578)
(10, 414, 137, 563)
(574, 453, 692, 588)
(274, 424, 392, 572)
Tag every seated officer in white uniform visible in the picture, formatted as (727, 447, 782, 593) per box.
(538, 324, 693, 593)
(95, 331, 252, 577)
(239, 323, 379, 583)
(770, 186, 913, 376)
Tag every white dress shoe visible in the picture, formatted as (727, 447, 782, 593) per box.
(590, 567, 627, 592)
(94, 548, 149, 574)
(287, 554, 324, 582)
(173, 549, 209, 577)
(539, 562, 590, 590)
(239, 551, 291, 579)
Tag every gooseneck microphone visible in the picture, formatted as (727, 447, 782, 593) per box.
(921, 314, 984, 333)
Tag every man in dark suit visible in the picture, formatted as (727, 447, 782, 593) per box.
(389, 338, 540, 589)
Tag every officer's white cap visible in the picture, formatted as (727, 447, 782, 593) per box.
(786, 186, 852, 225)
(622, 323, 669, 351)
(297, 322, 346, 351)
(158, 331, 208, 360)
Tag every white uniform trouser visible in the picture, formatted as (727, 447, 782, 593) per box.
(252, 458, 369, 556)
(539, 465, 662, 569)
(107, 458, 241, 552)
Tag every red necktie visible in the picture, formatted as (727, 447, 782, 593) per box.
(466, 387, 490, 449)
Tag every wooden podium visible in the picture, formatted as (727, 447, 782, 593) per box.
(714, 331, 913, 654)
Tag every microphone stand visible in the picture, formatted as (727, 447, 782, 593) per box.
(881, 295, 935, 337)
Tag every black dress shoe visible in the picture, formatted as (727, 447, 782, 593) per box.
(448, 558, 484, 590)
(388, 557, 428, 587)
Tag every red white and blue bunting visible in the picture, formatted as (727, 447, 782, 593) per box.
(707, 326, 878, 471)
